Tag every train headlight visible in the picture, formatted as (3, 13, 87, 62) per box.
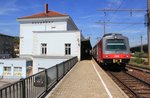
(106, 55, 108, 58)
(126, 55, 128, 58)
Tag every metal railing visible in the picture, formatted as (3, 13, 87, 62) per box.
(0, 56, 78, 98)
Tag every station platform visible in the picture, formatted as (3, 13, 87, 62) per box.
(46, 59, 129, 98)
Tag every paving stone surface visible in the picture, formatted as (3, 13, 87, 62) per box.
(46, 60, 128, 98)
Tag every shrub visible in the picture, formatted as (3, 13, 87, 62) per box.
(132, 57, 145, 64)
(132, 52, 148, 58)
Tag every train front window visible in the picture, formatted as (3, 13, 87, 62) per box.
(106, 39, 126, 50)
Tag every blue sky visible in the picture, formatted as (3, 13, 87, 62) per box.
(0, 0, 147, 47)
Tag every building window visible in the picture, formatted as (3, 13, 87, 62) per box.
(3, 67, 11, 76)
(51, 26, 56, 29)
(14, 67, 22, 72)
(41, 43, 47, 55)
(65, 44, 71, 55)
(14, 67, 22, 76)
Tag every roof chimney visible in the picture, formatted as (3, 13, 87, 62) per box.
(45, 4, 48, 14)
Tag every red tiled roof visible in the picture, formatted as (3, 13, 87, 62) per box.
(18, 10, 68, 19)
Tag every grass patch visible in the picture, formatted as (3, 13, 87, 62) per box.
(131, 52, 148, 58)
(129, 61, 150, 69)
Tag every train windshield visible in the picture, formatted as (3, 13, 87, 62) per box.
(106, 39, 126, 51)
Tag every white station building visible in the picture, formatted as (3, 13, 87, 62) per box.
(0, 4, 83, 78)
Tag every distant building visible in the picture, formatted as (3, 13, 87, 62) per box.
(130, 44, 148, 53)
(0, 4, 83, 78)
(0, 58, 32, 78)
(13, 37, 19, 57)
(0, 33, 14, 58)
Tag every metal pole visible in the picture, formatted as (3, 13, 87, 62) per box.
(22, 79, 26, 98)
(97, 9, 146, 12)
(104, 21, 106, 35)
(141, 35, 143, 53)
(148, 0, 150, 66)
(56, 64, 59, 82)
(45, 69, 48, 91)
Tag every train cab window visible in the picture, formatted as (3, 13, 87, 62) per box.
(106, 39, 126, 50)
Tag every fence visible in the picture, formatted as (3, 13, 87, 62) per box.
(0, 56, 78, 98)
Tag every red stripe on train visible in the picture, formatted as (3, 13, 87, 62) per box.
(103, 54, 130, 59)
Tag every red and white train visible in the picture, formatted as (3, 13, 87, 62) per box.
(93, 33, 130, 64)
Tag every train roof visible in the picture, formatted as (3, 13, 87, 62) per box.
(103, 33, 122, 37)
(93, 33, 127, 48)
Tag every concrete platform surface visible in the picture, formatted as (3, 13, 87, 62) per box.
(46, 59, 129, 98)
(0, 78, 19, 89)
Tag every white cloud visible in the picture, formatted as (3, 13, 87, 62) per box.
(0, 22, 18, 26)
(0, 8, 19, 15)
(80, 14, 99, 19)
(133, 14, 145, 18)
(107, 0, 122, 8)
(79, 14, 104, 22)
(90, 24, 100, 28)
(0, 0, 19, 15)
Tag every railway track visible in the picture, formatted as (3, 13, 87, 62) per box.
(126, 64, 150, 84)
(107, 71, 150, 98)
(126, 64, 150, 74)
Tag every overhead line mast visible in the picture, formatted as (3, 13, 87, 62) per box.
(97, 9, 146, 12)
(97, 8, 146, 35)
(97, 2, 150, 66)
(147, 0, 150, 66)
(96, 21, 145, 35)
(96, 22, 145, 24)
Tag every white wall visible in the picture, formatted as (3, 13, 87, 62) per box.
(32, 31, 80, 58)
(67, 22, 76, 30)
(33, 58, 67, 74)
(0, 59, 28, 78)
(19, 21, 67, 56)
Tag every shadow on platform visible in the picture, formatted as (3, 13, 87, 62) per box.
(81, 38, 92, 60)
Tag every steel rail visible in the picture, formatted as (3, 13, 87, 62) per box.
(109, 70, 150, 98)
(109, 71, 140, 98)
(125, 71, 150, 86)
(126, 64, 150, 74)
